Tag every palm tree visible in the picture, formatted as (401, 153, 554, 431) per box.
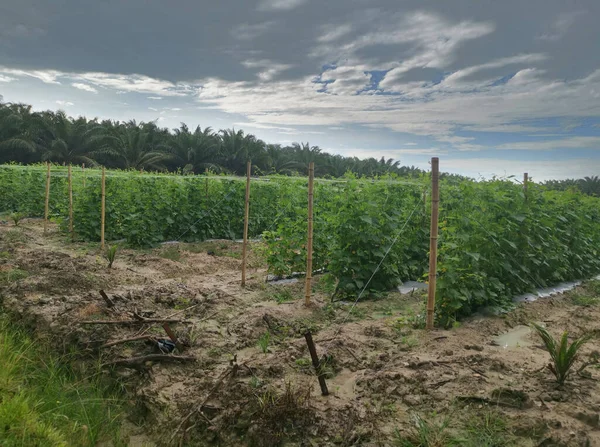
(33, 112, 102, 165)
(263, 144, 297, 175)
(291, 142, 321, 175)
(169, 124, 221, 173)
(98, 122, 170, 170)
(579, 176, 600, 197)
(219, 128, 268, 175)
(0, 101, 37, 164)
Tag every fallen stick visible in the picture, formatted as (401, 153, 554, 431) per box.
(80, 318, 188, 325)
(103, 354, 196, 367)
(100, 335, 153, 348)
(170, 368, 233, 444)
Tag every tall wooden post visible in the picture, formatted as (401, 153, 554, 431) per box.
(523, 172, 528, 201)
(426, 157, 440, 330)
(68, 165, 74, 241)
(44, 162, 51, 234)
(305, 162, 315, 306)
(241, 161, 251, 287)
(205, 168, 209, 203)
(101, 166, 106, 250)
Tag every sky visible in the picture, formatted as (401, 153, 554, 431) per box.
(1, 0, 600, 180)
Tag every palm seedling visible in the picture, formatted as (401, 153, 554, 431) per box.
(531, 323, 593, 385)
(104, 244, 118, 269)
(10, 212, 25, 226)
(257, 331, 270, 354)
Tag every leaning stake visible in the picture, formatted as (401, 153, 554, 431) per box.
(426, 157, 440, 330)
(241, 161, 251, 287)
(304, 331, 329, 396)
(101, 166, 106, 250)
(305, 162, 315, 306)
(44, 162, 51, 234)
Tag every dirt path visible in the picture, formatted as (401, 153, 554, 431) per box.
(1, 219, 599, 446)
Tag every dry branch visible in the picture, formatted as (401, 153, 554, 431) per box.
(99, 335, 153, 348)
(103, 354, 196, 367)
(99, 290, 115, 308)
(80, 318, 187, 325)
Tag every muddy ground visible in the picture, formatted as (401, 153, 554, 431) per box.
(1, 219, 599, 447)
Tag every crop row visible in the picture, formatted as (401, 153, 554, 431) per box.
(1, 164, 599, 324)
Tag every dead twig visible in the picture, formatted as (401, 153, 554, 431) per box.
(80, 318, 187, 325)
(170, 368, 233, 445)
(103, 354, 196, 368)
(343, 346, 362, 364)
(100, 335, 153, 348)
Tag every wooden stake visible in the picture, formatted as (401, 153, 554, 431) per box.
(426, 157, 440, 330)
(101, 166, 106, 250)
(304, 331, 329, 396)
(305, 162, 315, 306)
(68, 165, 74, 241)
(44, 162, 51, 234)
(241, 161, 251, 287)
(205, 168, 209, 203)
(523, 172, 528, 202)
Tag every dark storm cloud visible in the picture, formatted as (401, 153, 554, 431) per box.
(1, 0, 597, 83)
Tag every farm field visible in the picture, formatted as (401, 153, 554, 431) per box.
(1, 218, 600, 446)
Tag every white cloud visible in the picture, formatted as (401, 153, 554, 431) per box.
(148, 107, 158, 111)
(537, 11, 584, 42)
(147, 96, 163, 100)
(257, 0, 307, 12)
(242, 59, 293, 81)
(317, 24, 353, 43)
(0, 67, 61, 84)
(72, 72, 191, 96)
(441, 157, 600, 182)
(71, 82, 98, 93)
(232, 21, 276, 40)
(0, 75, 15, 82)
(55, 100, 74, 106)
(497, 136, 600, 151)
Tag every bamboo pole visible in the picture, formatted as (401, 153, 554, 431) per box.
(523, 172, 528, 202)
(68, 165, 74, 241)
(44, 162, 51, 234)
(241, 161, 251, 287)
(426, 157, 440, 330)
(205, 168, 209, 203)
(305, 162, 315, 306)
(101, 166, 106, 250)
(82, 163, 86, 188)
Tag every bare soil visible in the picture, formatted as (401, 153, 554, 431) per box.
(1, 219, 599, 447)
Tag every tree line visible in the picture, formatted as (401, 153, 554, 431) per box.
(0, 99, 424, 178)
(542, 177, 600, 197)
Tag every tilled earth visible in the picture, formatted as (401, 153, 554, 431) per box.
(1, 219, 599, 447)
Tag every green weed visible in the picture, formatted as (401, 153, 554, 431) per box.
(571, 293, 599, 307)
(272, 289, 295, 304)
(395, 413, 452, 447)
(10, 212, 25, 226)
(531, 323, 593, 384)
(258, 331, 271, 354)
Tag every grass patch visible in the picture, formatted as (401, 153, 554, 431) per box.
(395, 410, 516, 447)
(0, 315, 124, 446)
(571, 293, 599, 307)
(160, 245, 181, 262)
(271, 288, 295, 304)
(3, 229, 27, 244)
(0, 268, 28, 286)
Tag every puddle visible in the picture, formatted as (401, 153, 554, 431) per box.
(397, 280, 428, 294)
(493, 325, 533, 349)
(328, 368, 363, 399)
